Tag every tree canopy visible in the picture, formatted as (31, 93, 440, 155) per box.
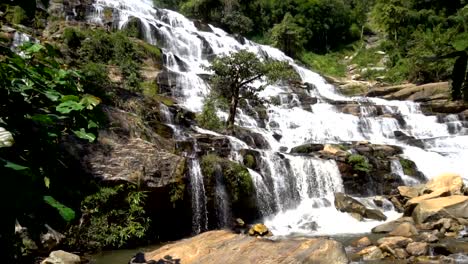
(206, 50, 298, 129)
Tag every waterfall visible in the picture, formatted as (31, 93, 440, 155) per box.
(188, 158, 208, 234)
(89, 0, 468, 236)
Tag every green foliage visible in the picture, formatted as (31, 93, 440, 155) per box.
(347, 154, 371, 173)
(207, 50, 299, 128)
(270, 13, 305, 58)
(200, 154, 254, 203)
(196, 97, 224, 131)
(399, 157, 416, 176)
(243, 154, 256, 169)
(68, 184, 150, 250)
(43, 196, 76, 222)
(5, 6, 28, 25)
(300, 52, 347, 77)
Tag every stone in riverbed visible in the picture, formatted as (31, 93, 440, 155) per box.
(371, 217, 414, 233)
(334, 192, 387, 221)
(145, 230, 349, 264)
(377, 236, 413, 249)
(406, 242, 428, 256)
(352, 236, 372, 248)
(357, 246, 384, 261)
(389, 222, 419, 237)
(40, 250, 80, 264)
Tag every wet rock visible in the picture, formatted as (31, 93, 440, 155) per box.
(393, 131, 425, 148)
(405, 188, 452, 215)
(418, 232, 439, 243)
(394, 248, 409, 259)
(406, 242, 428, 256)
(248, 223, 272, 237)
(390, 196, 405, 213)
(411, 195, 468, 224)
(290, 143, 324, 154)
(299, 221, 319, 231)
(377, 236, 413, 249)
(373, 196, 385, 207)
(352, 237, 372, 248)
(193, 20, 213, 32)
(389, 222, 419, 237)
(334, 193, 387, 221)
(40, 250, 80, 264)
(40, 224, 65, 251)
(350, 212, 364, 221)
(145, 230, 349, 264)
(233, 128, 270, 149)
(371, 217, 414, 233)
(357, 246, 384, 261)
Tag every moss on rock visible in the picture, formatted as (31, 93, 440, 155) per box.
(399, 157, 417, 176)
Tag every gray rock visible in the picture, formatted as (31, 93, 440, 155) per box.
(41, 250, 80, 264)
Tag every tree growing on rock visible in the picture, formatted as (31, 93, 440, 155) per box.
(206, 50, 298, 129)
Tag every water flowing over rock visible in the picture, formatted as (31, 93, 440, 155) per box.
(86, 0, 468, 237)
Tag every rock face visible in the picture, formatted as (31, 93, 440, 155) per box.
(145, 230, 349, 264)
(334, 193, 387, 221)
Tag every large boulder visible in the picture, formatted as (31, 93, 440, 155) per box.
(388, 222, 419, 237)
(406, 242, 428, 256)
(145, 230, 349, 264)
(422, 173, 464, 195)
(334, 193, 387, 221)
(412, 195, 468, 224)
(40, 250, 80, 264)
(371, 217, 414, 233)
(376, 236, 413, 249)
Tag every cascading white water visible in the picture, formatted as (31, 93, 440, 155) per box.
(89, 0, 468, 236)
(188, 158, 208, 234)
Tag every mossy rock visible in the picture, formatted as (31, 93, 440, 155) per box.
(243, 154, 256, 169)
(150, 121, 174, 138)
(290, 143, 324, 154)
(399, 157, 417, 176)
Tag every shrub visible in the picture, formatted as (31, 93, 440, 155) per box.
(5, 6, 28, 25)
(196, 98, 223, 131)
(347, 154, 371, 173)
(300, 51, 347, 77)
(67, 184, 150, 251)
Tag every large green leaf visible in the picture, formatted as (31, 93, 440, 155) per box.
(43, 196, 75, 222)
(56, 100, 85, 114)
(73, 128, 96, 142)
(80, 94, 101, 110)
(4, 160, 29, 171)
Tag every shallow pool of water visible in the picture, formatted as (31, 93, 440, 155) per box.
(87, 244, 162, 264)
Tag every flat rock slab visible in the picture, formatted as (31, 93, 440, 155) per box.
(145, 230, 349, 264)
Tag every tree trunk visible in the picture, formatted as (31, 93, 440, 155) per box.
(463, 58, 468, 102)
(227, 94, 239, 130)
(451, 53, 467, 100)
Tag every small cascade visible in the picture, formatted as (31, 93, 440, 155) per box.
(214, 166, 231, 228)
(390, 159, 420, 186)
(188, 158, 208, 234)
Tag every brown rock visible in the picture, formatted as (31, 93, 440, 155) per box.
(390, 196, 405, 213)
(423, 173, 464, 195)
(349, 213, 363, 221)
(398, 186, 420, 199)
(406, 188, 451, 206)
(145, 230, 349, 264)
(377, 236, 413, 249)
(394, 248, 408, 259)
(406, 242, 428, 256)
(371, 217, 414, 233)
(412, 195, 468, 224)
(389, 222, 419, 237)
(418, 232, 438, 243)
(352, 237, 372, 248)
(357, 246, 384, 261)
